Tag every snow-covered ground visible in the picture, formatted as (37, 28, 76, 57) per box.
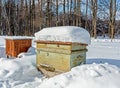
(0, 36, 120, 88)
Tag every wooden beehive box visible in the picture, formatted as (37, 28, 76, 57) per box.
(36, 40, 87, 77)
(6, 37, 32, 58)
(35, 26, 90, 77)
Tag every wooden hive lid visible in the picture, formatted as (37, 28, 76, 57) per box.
(35, 40, 88, 46)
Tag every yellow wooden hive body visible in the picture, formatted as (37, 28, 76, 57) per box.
(36, 41, 87, 77)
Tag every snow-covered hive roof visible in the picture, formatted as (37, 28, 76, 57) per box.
(5, 36, 32, 40)
(35, 26, 90, 45)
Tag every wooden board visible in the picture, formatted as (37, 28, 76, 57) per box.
(37, 66, 64, 78)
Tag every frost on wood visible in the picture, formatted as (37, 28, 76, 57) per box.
(35, 26, 90, 45)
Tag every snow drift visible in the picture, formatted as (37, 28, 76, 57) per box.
(39, 63, 120, 88)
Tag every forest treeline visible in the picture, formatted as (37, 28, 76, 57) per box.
(0, 0, 120, 39)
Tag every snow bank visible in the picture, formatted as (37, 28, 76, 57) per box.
(35, 26, 90, 44)
(39, 63, 120, 88)
(0, 37, 42, 88)
(0, 55, 43, 88)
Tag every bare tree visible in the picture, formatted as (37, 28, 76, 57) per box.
(109, 0, 116, 39)
(32, 0, 35, 34)
(85, 0, 88, 29)
(24, 0, 29, 35)
(69, 0, 73, 25)
(76, 0, 81, 26)
(63, 0, 66, 26)
(0, 0, 2, 34)
(91, 0, 98, 38)
(37, 0, 43, 29)
(56, 0, 59, 26)
(73, 0, 77, 26)
(46, 0, 50, 27)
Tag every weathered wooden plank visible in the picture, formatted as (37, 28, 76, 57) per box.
(71, 43, 87, 50)
(37, 43, 71, 50)
(35, 40, 88, 46)
(37, 66, 64, 78)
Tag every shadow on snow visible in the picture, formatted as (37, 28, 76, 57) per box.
(0, 46, 6, 58)
(87, 58, 120, 67)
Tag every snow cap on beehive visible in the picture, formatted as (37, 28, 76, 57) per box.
(5, 36, 32, 40)
(35, 26, 90, 45)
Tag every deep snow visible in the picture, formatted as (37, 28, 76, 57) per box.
(0, 36, 120, 88)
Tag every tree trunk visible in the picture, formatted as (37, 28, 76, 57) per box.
(32, 0, 35, 35)
(85, 0, 88, 29)
(76, 0, 81, 26)
(0, 0, 2, 35)
(29, 0, 32, 35)
(63, 0, 66, 26)
(91, 0, 97, 38)
(109, 0, 116, 39)
(25, 0, 29, 35)
(69, 0, 72, 25)
(56, 0, 59, 26)
(73, 0, 77, 26)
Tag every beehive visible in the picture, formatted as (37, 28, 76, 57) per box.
(36, 41, 87, 77)
(35, 26, 90, 77)
(6, 37, 32, 58)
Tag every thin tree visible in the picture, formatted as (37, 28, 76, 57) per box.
(25, 0, 29, 35)
(85, 0, 88, 29)
(56, 0, 59, 26)
(49, 0, 53, 27)
(37, 0, 43, 29)
(76, 0, 81, 26)
(19, 0, 24, 35)
(109, 0, 116, 39)
(5, 0, 11, 35)
(40, 0, 43, 27)
(63, 0, 66, 26)
(66, 0, 69, 25)
(32, 0, 35, 34)
(69, 0, 73, 25)
(29, 0, 32, 35)
(0, 0, 2, 34)
(91, 0, 97, 38)
(73, 0, 77, 26)
(46, 0, 50, 27)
